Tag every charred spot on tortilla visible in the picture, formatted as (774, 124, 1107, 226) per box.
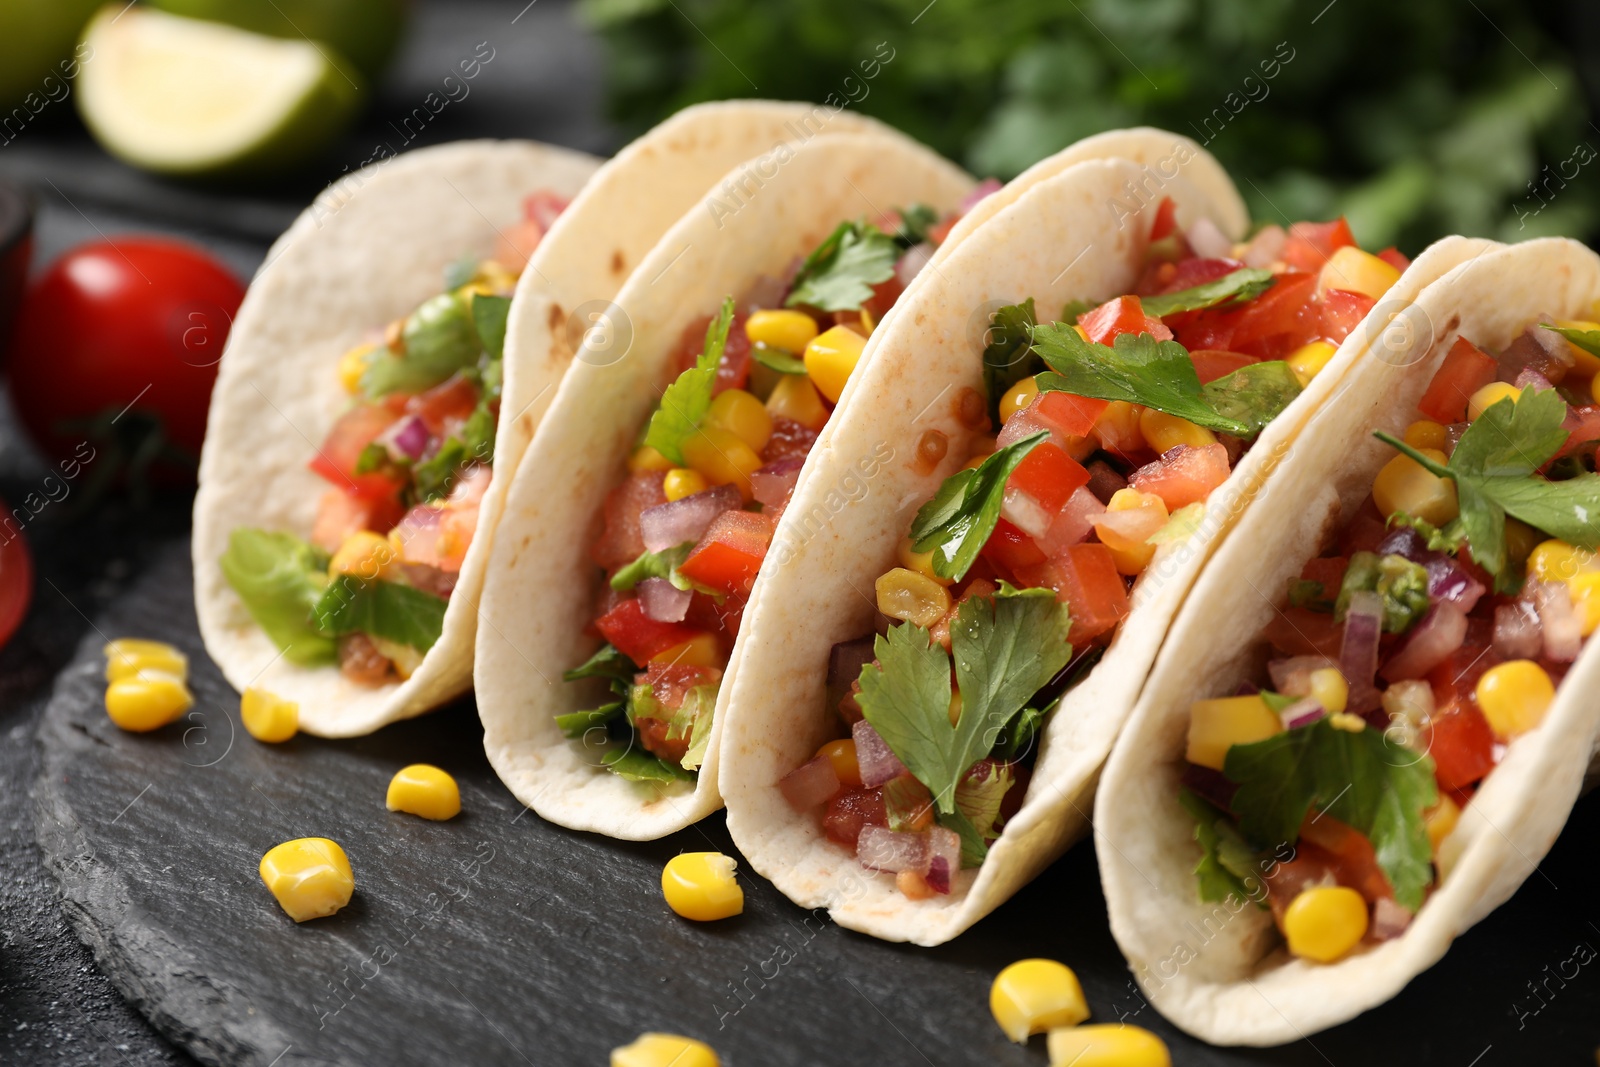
(547, 302, 564, 332)
(611, 249, 625, 276)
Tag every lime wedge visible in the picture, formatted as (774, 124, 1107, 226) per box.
(76, 5, 361, 178)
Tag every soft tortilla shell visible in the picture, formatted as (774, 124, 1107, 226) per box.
(1096, 237, 1600, 1044)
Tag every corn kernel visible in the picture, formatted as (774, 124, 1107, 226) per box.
(663, 468, 708, 502)
(1283, 885, 1368, 963)
(816, 738, 862, 787)
(611, 1033, 720, 1067)
(649, 633, 722, 669)
(1139, 408, 1216, 454)
(1186, 695, 1282, 771)
(1316, 245, 1402, 301)
(337, 344, 378, 394)
(629, 445, 676, 472)
(1552, 318, 1600, 377)
(803, 324, 868, 404)
(744, 308, 819, 354)
(1308, 668, 1348, 715)
(1571, 572, 1600, 636)
(1467, 381, 1520, 421)
(104, 638, 187, 683)
(875, 567, 953, 628)
(661, 852, 743, 921)
(1527, 539, 1596, 584)
(896, 869, 935, 899)
(105, 671, 193, 732)
(329, 530, 399, 582)
(681, 426, 763, 500)
(990, 959, 1089, 1043)
(1372, 448, 1457, 526)
(1073, 324, 1090, 343)
(241, 687, 298, 743)
(1287, 340, 1339, 387)
(260, 838, 354, 922)
(386, 764, 461, 820)
(1045, 1025, 1171, 1067)
(705, 388, 773, 452)
(898, 537, 955, 586)
(1592, 372, 1600, 405)
(1426, 794, 1461, 855)
(1095, 488, 1168, 575)
(1402, 420, 1449, 452)
(1092, 400, 1145, 453)
(999, 376, 1041, 423)
(765, 371, 829, 431)
(1475, 660, 1554, 740)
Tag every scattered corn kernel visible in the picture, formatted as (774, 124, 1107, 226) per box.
(1316, 245, 1402, 301)
(1475, 660, 1554, 740)
(875, 567, 953, 628)
(1308, 668, 1348, 715)
(744, 308, 819, 354)
(765, 372, 829, 431)
(386, 764, 461, 820)
(663, 468, 709, 502)
(661, 852, 744, 921)
(104, 638, 187, 683)
(681, 425, 763, 500)
(1287, 340, 1339, 387)
(1571, 571, 1600, 636)
(999, 376, 1041, 423)
(1426, 794, 1461, 855)
(803, 324, 867, 404)
(1139, 408, 1216, 454)
(1372, 447, 1457, 527)
(337, 344, 378, 394)
(1527, 538, 1596, 584)
(898, 536, 954, 586)
(259, 838, 354, 922)
(1467, 381, 1520, 421)
(1401, 420, 1449, 452)
(105, 671, 193, 732)
(816, 738, 862, 787)
(241, 687, 298, 743)
(1552, 319, 1600, 377)
(1283, 885, 1368, 963)
(990, 959, 1089, 1043)
(1186, 695, 1282, 771)
(649, 633, 721, 669)
(611, 1033, 720, 1067)
(705, 388, 773, 452)
(330, 530, 399, 581)
(1045, 1024, 1171, 1067)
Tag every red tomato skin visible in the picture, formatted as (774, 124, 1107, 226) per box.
(1299, 555, 1349, 594)
(1031, 391, 1108, 438)
(307, 404, 405, 500)
(677, 510, 775, 597)
(1377, 247, 1412, 272)
(1149, 196, 1178, 241)
(1014, 542, 1129, 644)
(1280, 218, 1356, 273)
(981, 518, 1047, 573)
(0, 506, 33, 651)
(1189, 349, 1258, 384)
(406, 374, 480, 436)
(1263, 606, 1345, 658)
(1007, 441, 1090, 514)
(1318, 289, 1376, 345)
(1169, 272, 1318, 358)
(6, 239, 244, 463)
(823, 787, 887, 847)
(1418, 337, 1497, 424)
(1080, 295, 1173, 345)
(593, 598, 700, 663)
(1298, 813, 1394, 903)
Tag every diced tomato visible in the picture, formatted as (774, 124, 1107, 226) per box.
(310, 488, 404, 552)
(678, 510, 775, 597)
(1418, 337, 1498, 424)
(1377, 247, 1411, 273)
(641, 661, 721, 708)
(1554, 404, 1600, 462)
(591, 470, 667, 570)
(982, 518, 1048, 574)
(523, 190, 570, 231)
(1280, 218, 1356, 273)
(683, 590, 742, 641)
(823, 787, 887, 847)
(1014, 542, 1129, 644)
(1080, 295, 1174, 346)
(927, 217, 958, 247)
(594, 597, 701, 663)
(635, 717, 690, 765)
(1169, 272, 1318, 359)
(861, 276, 905, 326)
(1299, 813, 1394, 903)
(1264, 850, 1338, 926)
(1337, 500, 1390, 555)
(1263, 606, 1345, 657)
(1007, 441, 1091, 515)
(1156, 257, 1241, 294)
(1318, 288, 1376, 345)
(308, 404, 405, 499)
(1032, 391, 1109, 438)
(1149, 196, 1178, 241)
(1426, 624, 1498, 707)
(1299, 556, 1350, 596)
(1189, 349, 1258, 384)
(1128, 442, 1231, 510)
(1422, 697, 1496, 792)
(715, 310, 752, 394)
(763, 417, 819, 463)
(406, 373, 480, 436)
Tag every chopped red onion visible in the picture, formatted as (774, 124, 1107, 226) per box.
(853, 720, 908, 788)
(1186, 217, 1233, 259)
(922, 826, 961, 894)
(1371, 897, 1413, 941)
(1267, 655, 1338, 697)
(894, 242, 935, 288)
(1241, 224, 1285, 268)
(1280, 697, 1327, 730)
(751, 458, 804, 510)
(1340, 590, 1385, 712)
(1533, 581, 1582, 662)
(639, 485, 741, 552)
(637, 577, 691, 623)
(856, 825, 927, 873)
(778, 754, 841, 812)
(380, 414, 431, 461)
(1375, 525, 1435, 563)
(1499, 324, 1573, 385)
(1084, 460, 1128, 503)
(1181, 763, 1237, 810)
(1033, 486, 1105, 557)
(1380, 602, 1468, 681)
(1492, 600, 1542, 660)
(1514, 367, 1553, 392)
(957, 177, 1003, 214)
(1425, 556, 1485, 613)
(827, 636, 877, 713)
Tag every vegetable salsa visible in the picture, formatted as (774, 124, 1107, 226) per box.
(1179, 319, 1600, 964)
(221, 192, 569, 683)
(780, 204, 1414, 899)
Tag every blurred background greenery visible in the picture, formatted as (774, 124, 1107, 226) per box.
(579, 0, 1600, 250)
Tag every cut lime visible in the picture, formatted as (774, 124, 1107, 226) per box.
(76, 5, 361, 178)
(145, 0, 406, 83)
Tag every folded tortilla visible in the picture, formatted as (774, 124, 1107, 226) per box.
(1096, 237, 1600, 1044)
(717, 134, 1494, 945)
(195, 102, 889, 737)
(474, 130, 974, 839)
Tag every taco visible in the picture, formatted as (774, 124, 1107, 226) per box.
(716, 134, 1494, 945)
(473, 129, 979, 839)
(1096, 236, 1600, 1043)
(195, 102, 890, 737)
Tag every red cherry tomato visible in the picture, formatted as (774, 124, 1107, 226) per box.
(5, 238, 245, 466)
(0, 507, 33, 651)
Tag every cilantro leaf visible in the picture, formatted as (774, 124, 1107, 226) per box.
(411, 402, 495, 503)
(937, 808, 991, 868)
(994, 579, 1054, 598)
(1059, 298, 1095, 324)
(1140, 268, 1276, 318)
(563, 642, 637, 687)
(610, 542, 695, 592)
(981, 299, 1044, 424)
(909, 432, 1047, 581)
(1179, 788, 1265, 907)
(1199, 361, 1302, 436)
(751, 344, 807, 375)
(1388, 512, 1469, 555)
(954, 760, 1014, 842)
(362, 292, 480, 398)
(1335, 551, 1430, 633)
(894, 203, 940, 246)
(1288, 579, 1333, 612)
(1448, 385, 1569, 477)
(1224, 717, 1438, 910)
(643, 297, 734, 464)
(312, 575, 448, 652)
(1541, 322, 1600, 363)
(785, 221, 898, 312)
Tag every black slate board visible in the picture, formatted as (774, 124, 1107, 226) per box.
(30, 538, 1600, 1066)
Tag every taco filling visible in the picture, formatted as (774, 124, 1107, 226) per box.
(1177, 318, 1600, 964)
(563, 195, 992, 785)
(779, 205, 1417, 899)
(219, 192, 570, 684)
